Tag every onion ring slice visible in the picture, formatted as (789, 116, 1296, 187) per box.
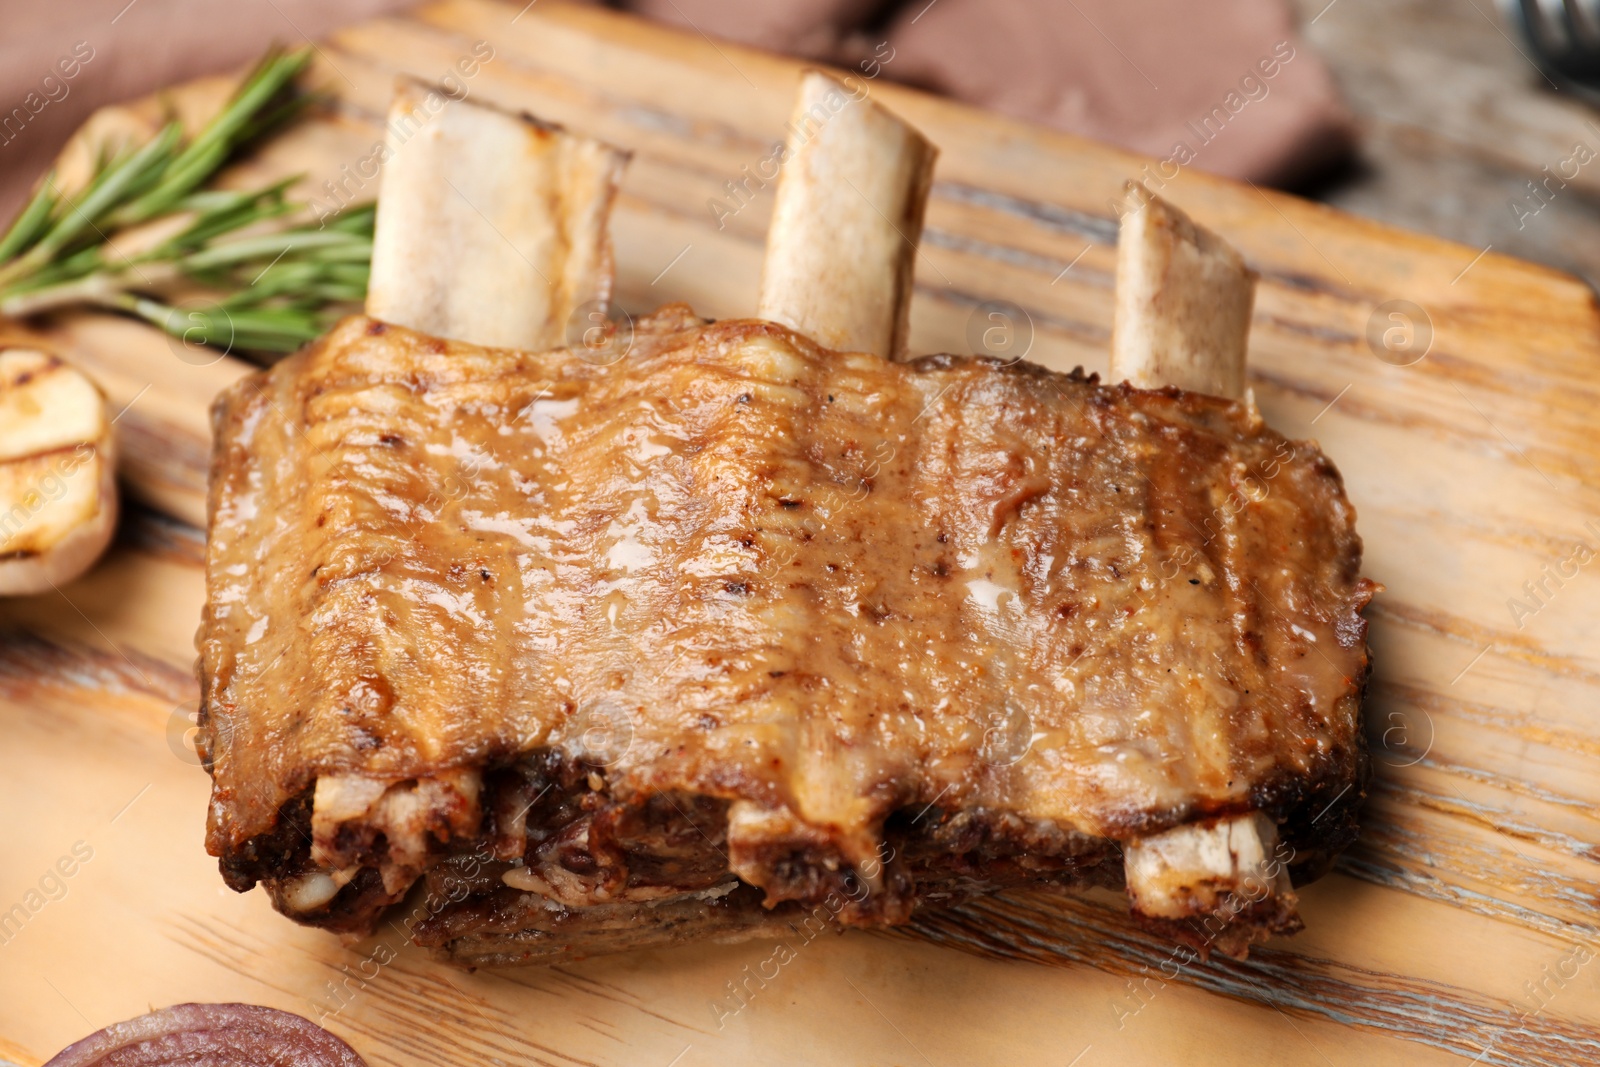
(44, 1003, 368, 1066)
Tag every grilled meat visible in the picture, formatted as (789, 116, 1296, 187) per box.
(198, 306, 1373, 962)
(196, 68, 1375, 964)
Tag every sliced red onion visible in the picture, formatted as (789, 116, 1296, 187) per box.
(44, 1003, 367, 1066)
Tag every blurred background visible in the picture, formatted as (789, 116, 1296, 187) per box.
(4, 0, 1595, 287)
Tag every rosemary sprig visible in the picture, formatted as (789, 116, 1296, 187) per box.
(0, 44, 374, 356)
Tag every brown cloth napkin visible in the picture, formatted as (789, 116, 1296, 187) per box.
(630, 0, 883, 60)
(630, 0, 884, 60)
(0, 0, 415, 221)
(0, 0, 1351, 221)
(627, 0, 1354, 186)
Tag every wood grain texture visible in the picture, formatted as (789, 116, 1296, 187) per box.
(1, 2, 1599, 1064)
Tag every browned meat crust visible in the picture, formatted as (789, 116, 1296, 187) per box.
(397, 753, 1128, 964)
(197, 307, 1374, 960)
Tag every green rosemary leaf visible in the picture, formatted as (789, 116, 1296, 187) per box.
(324, 203, 378, 234)
(0, 44, 370, 358)
(231, 88, 326, 149)
(0, 175, 59, 263)
(40, 123, 183, 251)
(121, 294, 328, 353)
(224, 263, 367, 307)
(318, 262, 371, 286)
(116, 141, 232, 223)
(0, 127, 175, 292)
(185, 47, 313, 164)
(3, 245, 109, 295)
(160, 182, 299, 251)
(298, 238, 374, 263)
(177, 228, 367, 273)
(110, 47, 313, 227)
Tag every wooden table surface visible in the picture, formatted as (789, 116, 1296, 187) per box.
(1, 2, 1599, 1065)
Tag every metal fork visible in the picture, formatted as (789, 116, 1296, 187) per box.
(1503, 0, 1600, 104)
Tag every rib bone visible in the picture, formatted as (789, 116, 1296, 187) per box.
(365, 78, 630, 350)
(293, 83, 629, 905)
(1109, 181, 1256, 398)
(741, 73, 939, 908)
(1111, 185, 1295, 953)
(1125, 813, 1294, 923)
(757, 71, 937, 360)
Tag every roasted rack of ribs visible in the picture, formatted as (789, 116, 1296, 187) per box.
(198, 74, 1375, 964)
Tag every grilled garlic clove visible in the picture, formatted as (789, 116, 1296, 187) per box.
(0, 348, 117, 596)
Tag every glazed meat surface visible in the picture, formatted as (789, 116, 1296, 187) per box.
(198, 306, 1371, 946)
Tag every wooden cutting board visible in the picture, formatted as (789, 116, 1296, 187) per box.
(3, 2, 1599, 1064)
